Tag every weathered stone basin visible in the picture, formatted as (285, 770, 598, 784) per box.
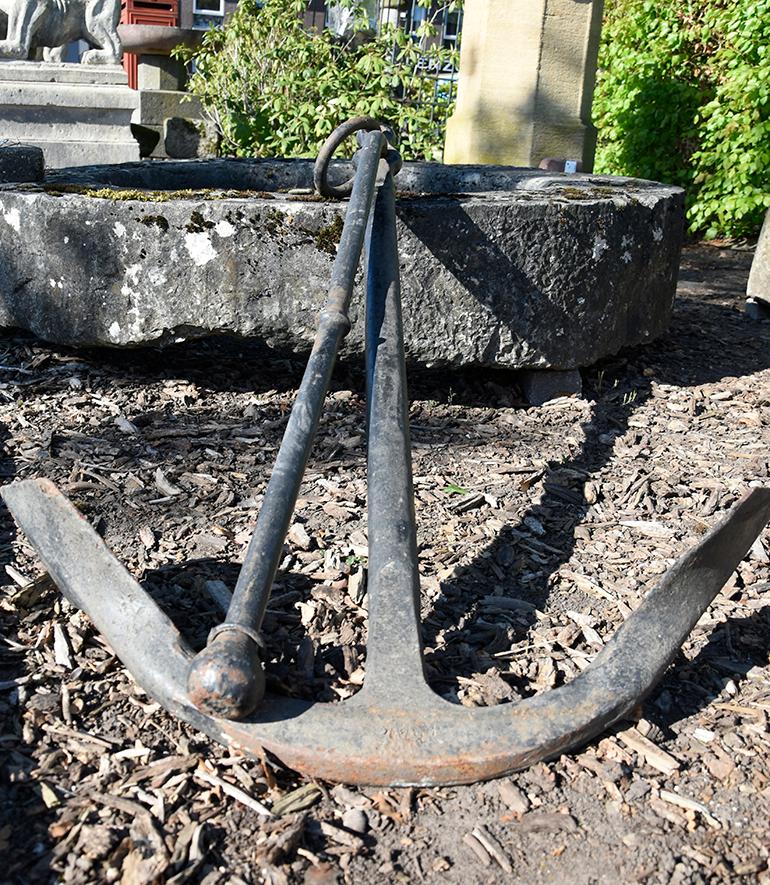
(0, 159, 684, 368)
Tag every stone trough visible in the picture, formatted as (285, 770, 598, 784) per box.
(0, 158, 684, 369)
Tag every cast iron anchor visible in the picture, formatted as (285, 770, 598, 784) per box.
(3, 116, 770, 786)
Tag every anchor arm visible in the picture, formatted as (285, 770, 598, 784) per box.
(2, 478, 768, 785)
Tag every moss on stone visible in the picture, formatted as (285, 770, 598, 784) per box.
(314, 214, 344, 254)
(44, 185, 205, 201)
(41, 184, 326, 203)
(557, 187, 597, 200)
(140, 215, 170, 231)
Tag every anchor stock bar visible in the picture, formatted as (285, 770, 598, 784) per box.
(2, 115, 770, 786)
(186, 121, 390, 718)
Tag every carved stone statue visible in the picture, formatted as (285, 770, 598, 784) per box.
(0, 0, 122, 63)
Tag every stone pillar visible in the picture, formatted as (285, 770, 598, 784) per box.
(137, 54, 188, 91)
(444, 0, 604, 169)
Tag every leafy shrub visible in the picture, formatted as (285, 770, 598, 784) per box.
(177, 0, 461, 162)
(593, 0, 770, 238)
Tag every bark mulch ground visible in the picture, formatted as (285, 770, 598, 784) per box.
(1, 242, 769, 884)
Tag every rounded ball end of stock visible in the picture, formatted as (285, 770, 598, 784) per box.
(187, 630, 265, 720)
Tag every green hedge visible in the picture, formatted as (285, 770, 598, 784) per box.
(593, 0, 770, 238)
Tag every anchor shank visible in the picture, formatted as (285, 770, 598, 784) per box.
(362, 168, 427, 701)
(186, 129, 386, 718)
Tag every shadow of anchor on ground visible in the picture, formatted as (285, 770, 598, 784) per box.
(419, 251, 770, 716)
(139, 556, 356, 704)
(0, 360, 58, 884)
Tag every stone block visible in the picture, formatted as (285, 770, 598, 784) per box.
(132, 89, 202, 127)
(0, 142, 44, 182)
(164, 117, 218, 159)
(137, 54, 188, 91)
(519, 369, 582, 406)
(0, 159, 684, 369)
(0, 61, 128, 85)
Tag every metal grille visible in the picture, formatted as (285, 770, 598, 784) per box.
(303, 0, 327, 31)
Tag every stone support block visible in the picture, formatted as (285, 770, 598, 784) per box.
(519, 369, 582, 406)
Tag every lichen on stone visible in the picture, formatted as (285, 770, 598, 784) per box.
(185, 210, 215, 234)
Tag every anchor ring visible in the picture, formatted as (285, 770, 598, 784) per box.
(314, 115, 397, 198)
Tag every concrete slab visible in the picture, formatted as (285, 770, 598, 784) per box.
(0, 62, 139, 168)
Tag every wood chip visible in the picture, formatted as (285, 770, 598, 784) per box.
(471, 826, 512, 873)
(319, 820, 364, 850)
(193, 768, 271, 816)
(203, 579, 232, 615)
(515, 812, 578, 833)
(154, 468, 183, 497)
(619, 520, 673, 538)
(288, 522, 312, 550)
(617, 727, 680, 775)
(659, 790, 721, 828)
(270, 783, 322, 816)
(462, 832, 491, 866)
(498, 781, 530, 815)
(52, 623, 74, 668)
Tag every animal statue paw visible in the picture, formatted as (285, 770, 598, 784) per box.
(0, 39, 28, 59)
(81, 47, 120, 65)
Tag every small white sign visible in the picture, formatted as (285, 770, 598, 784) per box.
(564, 160, 578, 174)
